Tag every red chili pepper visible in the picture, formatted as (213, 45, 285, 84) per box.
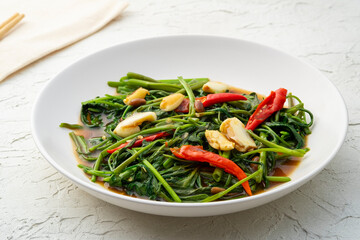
(245, 88, 287, 131)
(170, 145, 252, 196)
(201, 93, 247, 107)
(107, 132, 170, 154)
(175, 93, 247, 112)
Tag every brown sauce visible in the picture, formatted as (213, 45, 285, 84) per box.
(97, 181, 130, 196)
(75, 126, 104, 139)
(266, 158, 301, 191)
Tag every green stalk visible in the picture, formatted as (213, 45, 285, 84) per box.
(163, 154, 183, 161)
(178, 76, 196, 116)
(287, 92, 294, 108)
(78, 165, 112, 177)
(59, 123, 83, 129)
(163, 158, 174, 169)
(97, 142, 114, 150)
(83, 169, 111, 177)
(121, 105, 132, 119)
(145, 98, 163, 104)
(119, 167, 138, 180)
(213, 151, 230, 182)
(222, 150, 231, 159)
(142, 159, 181, 202)
(89, 139, 110, 152)
(148, 144, 166, 162)
(255, 132, 267, 183)
(169, 114, 192, 118)
(202, 170, 261, 202)
(159, 78, 208, 84)
(103, 167, 138, 182)
(80, 155, 97, 161)
(230, 109, 252, 115)
(108, 79, 181, 92)
(69, 132, 89, 154)
(212, 168, 223, 182)
(180, 194, 209, 201)
(126, 72, 158, 82)
(105, 129, 122, 141)
(266, 176, 291, 182)
(286, 94, 303, 104)
(177, 123, 196, 130)
(176, 78, 209, 93)
(158, 191, 173, 202)
(134, 102, 161, 112)
(163, 154, 192, 163)
(224, 174, 232, 187)
(105, 94, 126, 99)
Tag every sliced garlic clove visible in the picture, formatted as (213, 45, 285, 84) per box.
(220, 118, 257, 152)
(114, 126, 140, 138)
(205, 130, 235, 151)
(160, 93, 185, 111)
(123, 87, 150, 105)
(202, 81, 229, 93)
(113, 112, 157, 137)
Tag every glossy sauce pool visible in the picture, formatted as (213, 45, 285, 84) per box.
(263, 158, 301, 192)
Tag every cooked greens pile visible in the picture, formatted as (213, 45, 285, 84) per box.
(60, 72, 313, 203)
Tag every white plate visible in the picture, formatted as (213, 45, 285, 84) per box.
(32, 35, 348, 217)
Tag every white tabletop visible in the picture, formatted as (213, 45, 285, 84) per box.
(1, 0, 359, 239)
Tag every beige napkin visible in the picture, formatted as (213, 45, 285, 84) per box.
(0, 0, 128, 82)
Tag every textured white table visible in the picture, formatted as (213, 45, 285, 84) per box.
(1, 0, 359, 239)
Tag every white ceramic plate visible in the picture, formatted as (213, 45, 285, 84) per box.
(32, 35, 348, 217)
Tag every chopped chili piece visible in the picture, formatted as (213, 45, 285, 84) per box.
(107, 132, 170, 154)
(170, 145, 252, 196)
(201, 93, 247, 107)
(245, 88, 287, 131)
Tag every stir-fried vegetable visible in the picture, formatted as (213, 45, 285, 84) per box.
(60, 72, 313, 203)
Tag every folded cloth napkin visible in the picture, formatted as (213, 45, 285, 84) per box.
(0, 0, 128, 82)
